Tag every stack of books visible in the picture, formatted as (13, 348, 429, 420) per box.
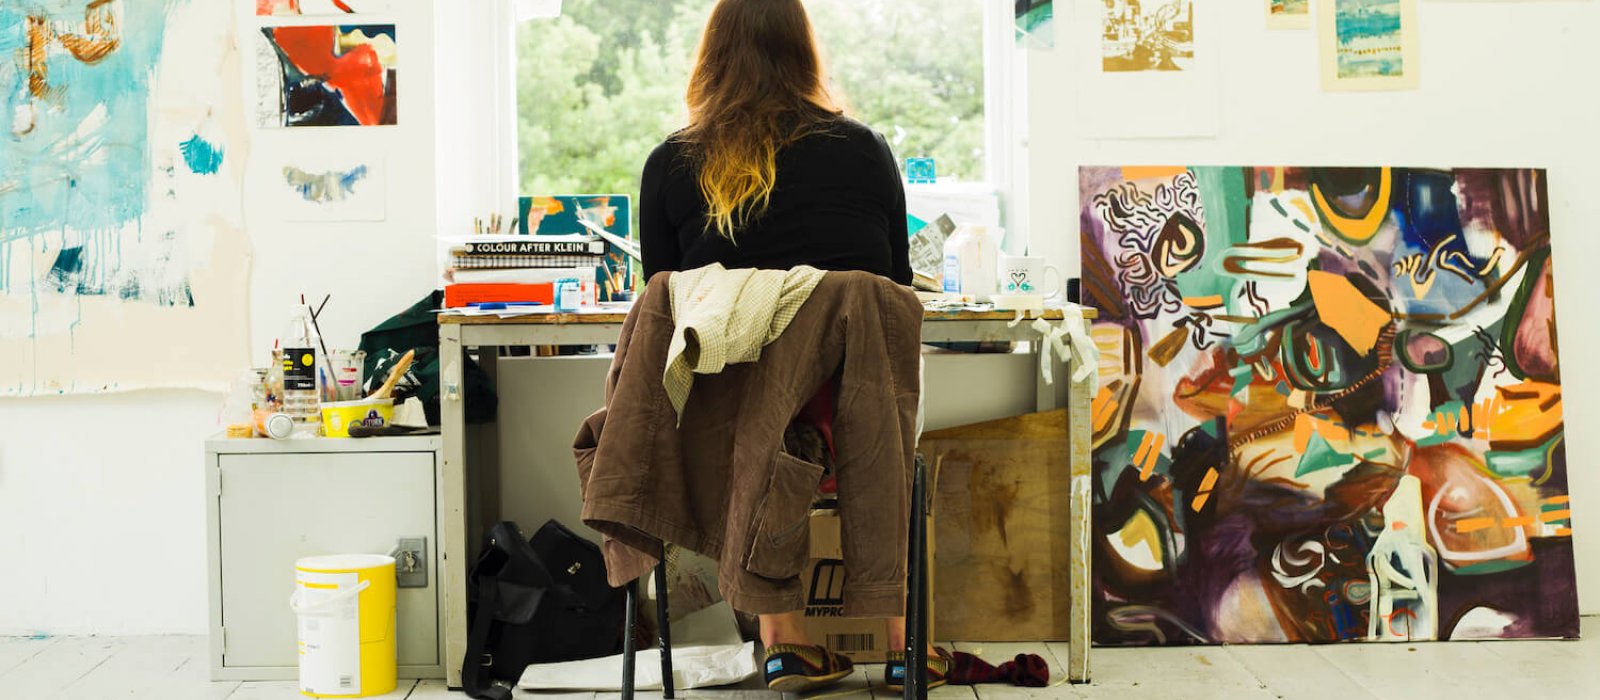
(442, 234, 602, 308)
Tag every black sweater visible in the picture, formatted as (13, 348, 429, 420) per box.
(638, 118, 912, 285)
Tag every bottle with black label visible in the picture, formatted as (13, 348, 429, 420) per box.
(280, 308, 322, 434)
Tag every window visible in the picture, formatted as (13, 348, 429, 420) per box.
(515, 0, 995, 208)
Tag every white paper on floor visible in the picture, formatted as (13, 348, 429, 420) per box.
(517, 601, 756, 691)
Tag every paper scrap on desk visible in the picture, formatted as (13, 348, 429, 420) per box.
(437, 304, 631, 319)
(436, 306, 553, 318)
(394, 397, 427, 427)
(518, 602, 754, 691)
(909, 214, 957, 281)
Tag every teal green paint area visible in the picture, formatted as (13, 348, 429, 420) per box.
(1175, 166, 1249, 310)
(1453, 559, 1533, 576)
(180, 135, 223, 175)
(1415, 400, 1467, 448)
(1486, 434, 1562, 479)
(1231, 364, 1253, 396)
(907, 214, 928, 237)
(1296, 432, 1355, 478)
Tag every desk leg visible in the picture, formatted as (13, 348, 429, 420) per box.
(1066, 321, 1094, 683)
(476, 347, 502, 544)
(440, 324, 469, 689)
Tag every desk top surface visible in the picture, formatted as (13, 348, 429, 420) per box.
(439, 307, 1098, 326)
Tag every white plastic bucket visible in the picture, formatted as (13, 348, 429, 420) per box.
(290, 554, 397, 698)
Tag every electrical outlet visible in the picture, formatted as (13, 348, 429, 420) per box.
(394, 537, 428, 589)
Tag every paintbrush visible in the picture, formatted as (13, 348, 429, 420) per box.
(305, 294, 332, 367)
(371, 349, 414, 400)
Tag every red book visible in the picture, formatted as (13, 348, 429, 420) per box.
(444, 283, 556, 308)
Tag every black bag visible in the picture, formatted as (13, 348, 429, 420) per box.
(357, 291, 498, 425)
(462, 520, 627, 700)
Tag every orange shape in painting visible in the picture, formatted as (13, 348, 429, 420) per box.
(1308, 271, 1391, 356)
(1122, 166, 1189, 181)
(1488, 381, 1563, 450)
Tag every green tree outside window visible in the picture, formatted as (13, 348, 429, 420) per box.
(517, 0, 986, 216)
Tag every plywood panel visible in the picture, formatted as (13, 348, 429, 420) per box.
(923, 411, 1071, 642)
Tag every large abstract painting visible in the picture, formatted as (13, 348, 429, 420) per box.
(0, 0, 249, 395)
(1081, 166, 1577, 645)
(256, 24, 397, 127)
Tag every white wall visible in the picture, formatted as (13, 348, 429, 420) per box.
(1022, 0, 1600, 613)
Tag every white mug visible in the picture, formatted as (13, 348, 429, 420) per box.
(999, 255, 1064, 299)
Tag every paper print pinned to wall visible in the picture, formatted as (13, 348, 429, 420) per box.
(1072, 0, 1218, 138)
(275, 155, 387, 221)
(1, 0, 251, 396)
(1016, 0, 1055, 49)
(257, 0, 391, 16)
(1268, 0, 1311, 30)
(1079, 165, 1578, 646)
(1103, 0, 1194, 72)
(257, 24, 397, 127)
(1320, 0, 1420, 91)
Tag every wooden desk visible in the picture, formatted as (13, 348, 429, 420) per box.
(438, 308, 1097, 685)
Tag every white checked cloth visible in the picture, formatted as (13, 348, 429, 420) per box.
(665, 264, 827, 421)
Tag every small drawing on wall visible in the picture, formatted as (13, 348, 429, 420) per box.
(1320, 0, 1419, 91)
(1268, 0, 1310, 30)
(257, 0, 391, 16)
(1103, 0, 1193, 73)
(275, 157, 387, 221)
(256, 24, 397, 127)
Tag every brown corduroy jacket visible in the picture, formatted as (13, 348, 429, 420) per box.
(574, 270, 923, 617)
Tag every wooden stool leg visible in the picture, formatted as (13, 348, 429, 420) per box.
(621, 580, 637, 699)
(655, 562, 675, 698)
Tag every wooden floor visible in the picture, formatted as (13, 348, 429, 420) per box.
(3, 619, 1594, 699)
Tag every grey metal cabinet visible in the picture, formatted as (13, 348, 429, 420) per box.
(205, 436, 444, 681)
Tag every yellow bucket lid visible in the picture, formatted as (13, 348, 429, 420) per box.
(296, 554, 396, 573)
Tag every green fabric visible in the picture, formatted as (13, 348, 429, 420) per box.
(357, 291, 498, 425)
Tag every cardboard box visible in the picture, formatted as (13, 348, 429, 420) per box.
(800, 509, 933, 663)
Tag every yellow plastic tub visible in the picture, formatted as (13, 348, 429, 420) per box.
(319, 398, 394, 438)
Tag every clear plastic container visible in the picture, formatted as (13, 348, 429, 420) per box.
(280, 308, 323, 435)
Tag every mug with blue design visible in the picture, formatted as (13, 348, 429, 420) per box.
(999, 254, 1064, 299)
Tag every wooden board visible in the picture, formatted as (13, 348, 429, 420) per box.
(921, 410, 1071, 642)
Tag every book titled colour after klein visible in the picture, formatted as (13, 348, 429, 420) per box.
(460, 239, 605, 256)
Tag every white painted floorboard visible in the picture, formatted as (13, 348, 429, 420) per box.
(2, 619, 1593, 699)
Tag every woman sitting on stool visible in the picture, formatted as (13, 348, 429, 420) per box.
(638, 0, 944, 692)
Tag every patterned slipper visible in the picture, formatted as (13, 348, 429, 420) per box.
(763, 643, 855, 693)
(884, 647, 951, 690)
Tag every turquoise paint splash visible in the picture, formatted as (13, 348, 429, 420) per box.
(0, 1, 177, 243)
(179, 134, 223, 175)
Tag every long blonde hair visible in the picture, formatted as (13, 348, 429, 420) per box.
(677, 0, 844, 239)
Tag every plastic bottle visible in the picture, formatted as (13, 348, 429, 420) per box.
(941, 224, 999, 301)
(279, 308, 322, 435)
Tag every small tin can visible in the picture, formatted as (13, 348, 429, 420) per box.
(556, 278, 580, 312)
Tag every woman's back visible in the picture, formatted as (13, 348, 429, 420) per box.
(639, 117, 911, 285)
